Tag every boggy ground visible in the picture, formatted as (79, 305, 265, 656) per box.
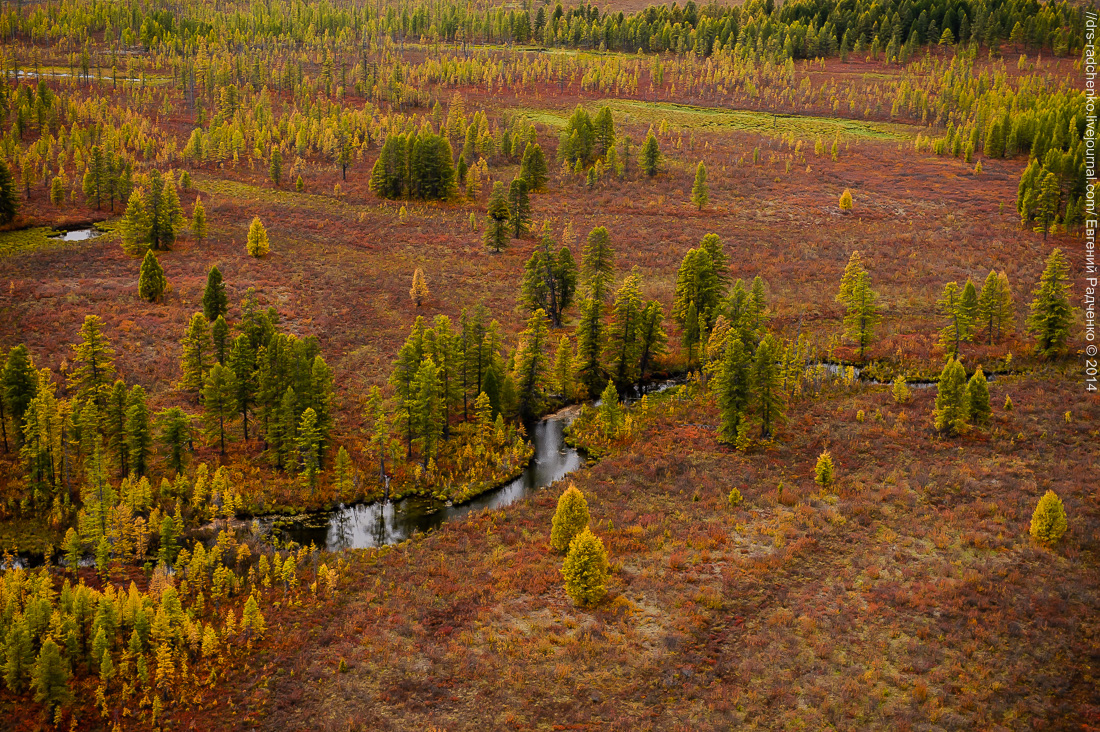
(216, 368, 1098, 731)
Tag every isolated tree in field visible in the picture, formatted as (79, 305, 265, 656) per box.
(691, 161, 708, 210)
(520, 225, 577, 328)
(202, 364, 238, 455)
(836, 251, 881, 361)
(1027, 248, 1073, 356)
(31, 639, 70, 715)
(410, 268, 429, 307)
(839, 188, 853, 211)
(977, 270, 1015, 344)
(551, 483, 590, 552)
(70, 315, 116, 409)
(967, 366, 991, 426)
(513, 309, 552, 418)
(581, 226, 615, 302)
(1029, 490, 1068, 546)
(934, 357, 969, 435)
(815, 449, 835, 489)
(508, 178, 531, 238)
(180, 313, 214, 394)
(203, 266, 228, 321)
(192, 197, 207, 243)
(156, 407, 191, 474)
(138, 250, 166, 302)
(714, 333, 751, 444)
(520, 142, 548, 191)
(0, 160, 18, 224)
(483, 181, 510, 252)
(269, 147, 283, 186)
(640, 130, 660, 177)
(937, 281, 971, 357)
(562, 528, 609, 607)
(247, 216, 270, 257)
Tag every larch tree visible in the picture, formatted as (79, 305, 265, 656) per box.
(1027, 248, 1074, 357)
(580, 226, 615, 302)
(574, 297, 605, 398)
(562, 528, 609, 607)
(483, 181, 510, 253)
(699, 233, 731, 290)
(550, 484, 590, 552)
(192, 197, 207, 243)
(212, 315, 230, 365)
(714, 332, 751, 444)
(410, 268, 430, 307)
(124, 385, 151, 477)
(411, 357, 442, 464)
(553, 335, 575, 400)
(269, 146, 283, 187)
(508, 177, 531, 238)
(138, 250, 166, 303)
(155, 407, 191, 474)
(179, 313, 214, 395)
(836, 251, 881, 361)
(70, 315, 117, 410)
(513, 309, 552, 419)
(31, 639, 70, 715)
(0, 159, 18, 224)
(640, 130, 661, 177)
(120, 188, 152, 255)
(3, 345, 37, 449)
(691, 161, 708, 210)
(752, 335, 785, 439)
(519, 224, 577, 328)
(937, 281, 971, 357)
(606, 268, 643, 388)
(202, 364, 238, 455)
(520, 142, 549, 191)
(967, 366, 991, 426)
(977, 270, 1015, 344)
(247, 216, 270, 257)
(203, 266, 228, 321)
(297, 407, 321, 491)
(637, 301, 668, 380)
(934, 357, 970, 435)
(228, 334, 256, 440)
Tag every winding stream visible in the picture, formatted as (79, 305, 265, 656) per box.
(272, 413, 584, 551)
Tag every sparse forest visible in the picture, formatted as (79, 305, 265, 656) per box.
(0, 0, 1095, 728)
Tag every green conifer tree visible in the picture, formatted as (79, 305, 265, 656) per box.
(967, 365, 991, 426)
(1027, 248, 1074, 356)
(640, 130, 661, 177)
(203, 266, 228, 321)
(836, 251, 881, 361)
(179, 312, 214, 395)
(934, 357, 970, 435)
(70, 315, 117, 410)
(202, 364, 238, 455)
(714, 333, 751, 444)
(483, 181, 510, 253)
(562, 528, 609, 607)
(691, 161, 708, 210)
(513, 309, 552, 419)
(138, 250, 167, 302)
(550, 484, 590, 552)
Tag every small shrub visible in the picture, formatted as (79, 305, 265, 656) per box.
(727, 487, 743, 506)
(856, 409, 865, 423)
(1029, 490, 1067, 546)
(550, 484, 589, 553)
(562, 528, 609, 607)
(1004, 394, 1014, 411)
(815, 450, 835, 490)
(839, 188, 853, 211)
(892, 376, 911, 404)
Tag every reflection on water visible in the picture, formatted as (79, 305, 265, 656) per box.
(278, 416, 583, 551)
(50, 228, 101, 241)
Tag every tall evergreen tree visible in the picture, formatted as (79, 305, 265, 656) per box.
(519, 225, 577, 327)
(640, 130, 661, 177)
(120, 187, 152, 255)
(202, 364, 238, 455)
(605, 268, 643, 388)
(934, 357, 969, 435)
(179, 313, 214, 395)
(581, 226, 615, 302)
(138, 250, 166, 302)
(70, 315, 116, 410)
(977, 269, 1015, 344)
(296, 407, 321, 491)
(3, 614, 34, 692)
(553, 335, 575, 400)
(3, 345, 36, 449)
(1027, 248, 1074, 356)
(390, 318, 427, 458)
(836, 251, 881, 361)
(519, 142, 549, 192)
(575, 298, 605, 398)
(155, 407, 191, 474)
(191, 197, 207, 243)
(124, 385, 151, 477)
(212, 315, 230, 365)
(937, 281, 970, 357)
(105, 380, 129, 474)
(508, 178, 531, 238)
(691, 161, 708, 210)
(714, 333, 751, 444)
(203, 266, 228, 321)
(411, 357, 442, 463)
(637, 301, 668, 380)
(513, 309, 552, 419)
(0, 159, 18, 224)
(967, 365, 991, 426)
(751, 335, 785, 439)
(227, 334, 256, 440)
(699, 233, 730, 289)
(483, 181, 510, 253)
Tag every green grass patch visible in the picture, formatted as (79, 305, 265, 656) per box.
(513, 99, 915, 140)
(0, 227, 65, 258)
